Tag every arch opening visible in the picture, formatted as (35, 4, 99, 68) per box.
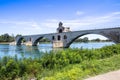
(17, 37, 26, 45)
(33, 37, 52, 48)
(68, 34, 114, 48)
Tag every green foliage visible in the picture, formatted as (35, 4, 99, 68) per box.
(6, 59, 19, 79)
(40, 44, 120, 70)
(0, 59, 19, 80)
(0, 44, 120, 79)
(43, 54, 120, 80)
(91, 38, 101, 42)
(75, 37, 111, 42)
(75, 37, 89, 42)
(0, 33, 14, 42)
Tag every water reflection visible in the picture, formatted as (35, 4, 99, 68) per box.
(15, 45, 44, 59)
(70, 42, 114, 49)
(0, 44, 9, 54)
(0, 42, 114, 58)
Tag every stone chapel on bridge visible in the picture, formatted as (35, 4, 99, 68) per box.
(57, 22, 70, 33)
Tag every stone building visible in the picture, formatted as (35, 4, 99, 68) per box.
(57, 22, 70, 33)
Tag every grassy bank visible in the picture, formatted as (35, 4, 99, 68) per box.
(44, 55, 120, 80)
(0, 44, 120, 80)
(43, 54, 120, 80)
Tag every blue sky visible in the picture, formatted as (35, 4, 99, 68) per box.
(0, 0, 120, 39)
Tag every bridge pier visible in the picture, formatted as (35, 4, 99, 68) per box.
(24, 41, 33, 46)
(53, 41, 63, 48)
(52, 41, 69, 48)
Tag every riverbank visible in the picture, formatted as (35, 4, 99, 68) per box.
(0, 42, 10, 44)
(0, 44, 120, 80)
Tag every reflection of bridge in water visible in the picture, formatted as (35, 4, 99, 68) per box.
(15, 22, 120, 48)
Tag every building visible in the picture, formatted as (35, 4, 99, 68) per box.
(57, 22, 70, 33)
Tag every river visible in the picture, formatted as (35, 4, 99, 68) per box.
(0, 42, 114, 59)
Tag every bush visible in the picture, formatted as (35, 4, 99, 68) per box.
(0, 44, 120, 79)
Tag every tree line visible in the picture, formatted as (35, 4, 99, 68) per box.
(0, 33, 22, 42)
(75, 37, 111, 42)
(0, 33, 14, 42)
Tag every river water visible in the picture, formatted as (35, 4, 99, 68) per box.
(0, 42, 114, 59)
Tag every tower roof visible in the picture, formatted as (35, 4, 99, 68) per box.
(59, 22, 63, 27)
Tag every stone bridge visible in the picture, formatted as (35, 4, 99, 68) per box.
(15, 22, 120, 48)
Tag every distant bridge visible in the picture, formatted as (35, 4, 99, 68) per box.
(15, 22, 120, 48)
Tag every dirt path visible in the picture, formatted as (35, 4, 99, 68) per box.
(85, 70, 120, 80)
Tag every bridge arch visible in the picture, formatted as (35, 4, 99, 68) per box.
(32, 36, 52, 46)
(66, 33, 113, 48)
(16, 37, 26, 45)
(32, 37, 43, 46)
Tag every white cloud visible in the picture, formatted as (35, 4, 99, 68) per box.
(0, 20, 30, 25)
(76, 11, 84, 16)
(112, 11, 120, 15)
(0, 11, 120, 35)
(40, 11, 120, 31)
(0, 20, 44, 35)
(0, 20, 41, 29)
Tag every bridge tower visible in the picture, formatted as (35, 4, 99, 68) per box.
(53, 22, 70, 48)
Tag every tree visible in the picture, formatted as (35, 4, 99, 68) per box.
(75, 38, 83, 42)
(82, 37, 89, 42)
(91, 38, 101, 42)
(5, 59, 19, 80)
(95, 38, 101, 42)
(0, 33, 15, 42)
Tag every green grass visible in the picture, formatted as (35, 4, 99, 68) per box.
(0, 44, 120, 80)
(42, 54, 120, 80)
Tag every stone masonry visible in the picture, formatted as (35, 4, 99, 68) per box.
(15, 22, 120, 48)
